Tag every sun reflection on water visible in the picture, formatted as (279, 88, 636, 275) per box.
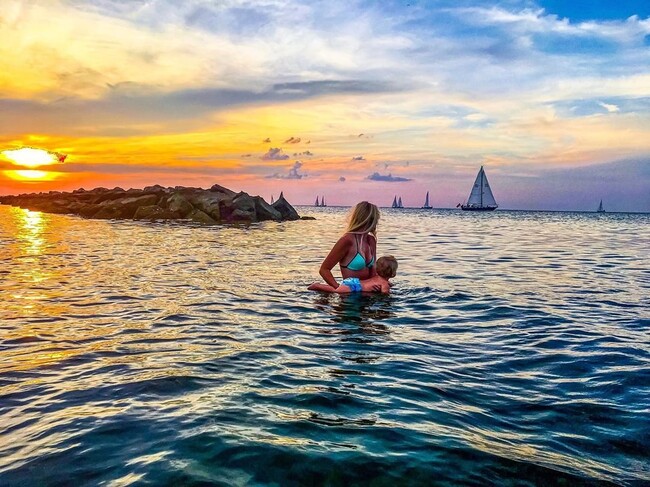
(17, 208, 45, 255)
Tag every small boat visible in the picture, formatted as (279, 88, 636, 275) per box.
(459, 166, 498, 211)
(597, 200, 605, 213)
(321, 196, 327, 207)
(392, 196, 398, 208)
(315, 196, 320, 207)
(398, 197, 403, 208)
(422, 191, 432, 209)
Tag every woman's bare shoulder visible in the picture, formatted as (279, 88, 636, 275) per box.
(338, 233, 355, 243)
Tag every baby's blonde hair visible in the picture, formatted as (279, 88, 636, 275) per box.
(376, 255, 398, 278)
(347, 201, 380, 235)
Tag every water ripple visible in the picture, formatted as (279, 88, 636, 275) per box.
(0, 206, 648, 485)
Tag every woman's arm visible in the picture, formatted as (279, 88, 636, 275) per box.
(319, 235, 350, 288)
(308, 282, 338, 292)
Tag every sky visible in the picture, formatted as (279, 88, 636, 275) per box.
(0, 0, 649, 211)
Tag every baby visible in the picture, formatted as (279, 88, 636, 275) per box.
(308, 255, 397, 294)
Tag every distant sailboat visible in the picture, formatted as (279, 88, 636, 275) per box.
(321, 196, 326, 207)
(392, 196, 398, 208)
(398, 197, 403, 208)
(271, 195, 274, 204)
(597, 200, 605, 213)
(315, 196, 320, 207)
(459, 166, 498, 211)
(422, 191, 432, 209)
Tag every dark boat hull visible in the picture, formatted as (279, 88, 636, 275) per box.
(461, 206, 497, 211)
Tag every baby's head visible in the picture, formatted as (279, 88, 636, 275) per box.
(376, 255, 398, 279)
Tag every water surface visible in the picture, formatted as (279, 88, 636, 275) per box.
(1, 205, 648, 485)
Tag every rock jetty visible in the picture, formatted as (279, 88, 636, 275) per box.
(0, 185, 300, 224)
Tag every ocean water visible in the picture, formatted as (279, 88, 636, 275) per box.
(0, 204, 648, 486)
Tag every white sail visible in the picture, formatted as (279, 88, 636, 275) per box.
(466, 166, 497, 208)
(322, 196, 326, 207)
(392, 196, 398, 208)
(398, 197, 403, 208)
(597, 200, 604, 212)
(423, 191, 431, 208)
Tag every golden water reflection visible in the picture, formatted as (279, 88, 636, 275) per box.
(17, 208, 45, 255)
(1, 207, 71, 323)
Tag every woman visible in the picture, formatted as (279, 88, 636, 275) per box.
(317, 201, 379, 290)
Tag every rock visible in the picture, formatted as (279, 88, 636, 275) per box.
(37, 199, 73, 214)
(0, 183, 301, 224)
(93, 194, 159, 219)
(183, 191, 224, 220)
(229, 192, 257, 222)
(230, 209, 253, 222)
(165, 193, 194, 217)
(91, 188, 128, 204)
(188, 208, 218, 225)
(254, 196, 282, 221)
(272, 192, 300, 221)
(78, 204, 103, 218)
(133, 205, 177, 220)
(300, 216, 316, 220)
(143, 184, 166, 193)
(210, 183, 236, 197)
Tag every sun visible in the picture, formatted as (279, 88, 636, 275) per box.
(1, 147, 63, 168)
(1, 147, 67, 182)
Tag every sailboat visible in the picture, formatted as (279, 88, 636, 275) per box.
(321, 196, 327, 207)
(459, 166, 498, 211)
(597, 200, 605, 213)
(422, 191, 432, 209)
(315, 196, 320, 207)
(392, 196, 398, 208)
(271, 195, 274, 204)
(398, 197, 403, 208)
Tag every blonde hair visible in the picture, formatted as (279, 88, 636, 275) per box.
(376, 255, 398, 278)
(346, 201, 380, 235)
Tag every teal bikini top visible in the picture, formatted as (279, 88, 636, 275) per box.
(341, 233, 375, 271)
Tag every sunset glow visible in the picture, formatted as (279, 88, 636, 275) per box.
(5, 170, 61, 182)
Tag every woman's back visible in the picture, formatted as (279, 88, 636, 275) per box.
(340, 232, 375, 279)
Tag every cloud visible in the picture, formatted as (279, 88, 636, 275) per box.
(293, 150, 313, 156)
(598, 101, 620, 113)
(339, 176, 346, 182)
(352, 156, 365, 161)
(366, 172, 412, 182)
(263, 138, 271, 143)
(241, 153, 252, 157)
(284, 137, 301, 144)
(0, 80, 397, 136)
(266, 161, 306, 179)
(261, 147, 289, 160)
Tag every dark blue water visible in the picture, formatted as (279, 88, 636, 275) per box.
(1, 205, 648, 485)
